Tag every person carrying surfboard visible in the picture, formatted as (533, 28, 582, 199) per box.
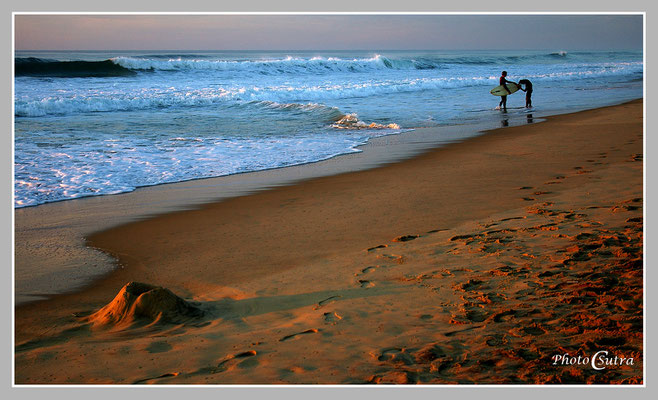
(498, 71, 516, 111)
(518, 79, 533, 108)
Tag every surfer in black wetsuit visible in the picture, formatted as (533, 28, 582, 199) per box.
(498, 71, 514, 111)
(519, 79, 533, 108)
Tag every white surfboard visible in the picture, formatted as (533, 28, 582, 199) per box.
(490, 82, 520, 96)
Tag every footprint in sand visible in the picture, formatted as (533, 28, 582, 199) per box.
(485, 334, 506, 347)
(489, 265, 515, 276)
(279, 329, 319, 342)
(133, 372, 181, 384)
(529, 223, 558, 232)
(465, 309, 488, 322)
(493, 309, 517, 323)
(208, 350, 259, 374)
(538, 270, 561, 278)
(358, 280, 375, 288)
(323, 312, 342, 324)
(313, 295, 341, 310)
(367, 245, 387, 252)
(476, 292, 507, 303)
(359, 266, 378, 275)
(185, 350, 259, 378)
(392, 235, 419, 242)
(499, 216, 526, 222)
(376, 347, 415, 365)
(454, 279, 484, 292)
(450, 233, 480, 242)
(522, 325, 546, 336)
(414, 344, 448, 364)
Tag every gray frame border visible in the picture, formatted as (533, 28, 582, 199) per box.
(3, 1, 653, 399)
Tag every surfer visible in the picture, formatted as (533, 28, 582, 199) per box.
(498, 71, 515, 111)
(519, 79, 533, 108)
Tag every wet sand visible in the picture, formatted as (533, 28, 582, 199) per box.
(15, 100, 643, 384)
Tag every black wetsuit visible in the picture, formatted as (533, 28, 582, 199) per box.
(519, 79, 533, 108)
(499, 75, 511, 110)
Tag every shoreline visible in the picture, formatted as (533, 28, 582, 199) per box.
(15, 99, 643, 384)
(13, 100, 640, 306)
(14, 104, 547, 305)
(15, 99, 637, 306)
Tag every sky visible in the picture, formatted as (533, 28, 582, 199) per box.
(14, 14, 644, 51)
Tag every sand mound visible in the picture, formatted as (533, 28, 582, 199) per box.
(87, 282, 203, 328)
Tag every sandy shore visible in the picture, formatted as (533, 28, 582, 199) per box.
(15, 100, 643, 384)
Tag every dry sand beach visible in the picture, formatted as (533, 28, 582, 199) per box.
(14, 100, 643, 384)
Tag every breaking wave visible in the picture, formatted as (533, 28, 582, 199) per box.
(15, 57, 136, 77)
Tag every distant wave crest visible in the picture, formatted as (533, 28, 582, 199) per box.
(111, 54, 439, 74)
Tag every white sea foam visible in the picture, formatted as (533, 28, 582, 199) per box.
(111, 54, 396, 74)
(332, 113, 401, 130)
(14, 129, 399, 207)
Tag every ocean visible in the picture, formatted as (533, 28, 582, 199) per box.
(14, 49, 643, 208)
